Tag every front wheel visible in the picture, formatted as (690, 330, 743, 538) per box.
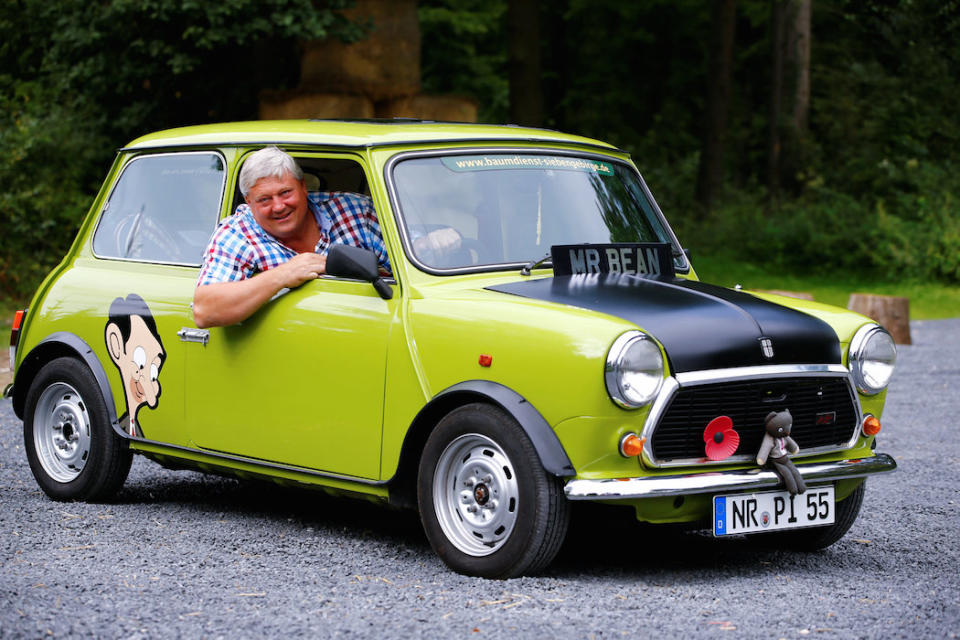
(23, 357, 132, 501)
(417, 403, 570, 578)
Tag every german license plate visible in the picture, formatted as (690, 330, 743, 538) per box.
(713, 486, 835, 536)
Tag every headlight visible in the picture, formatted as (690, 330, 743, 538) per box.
(849, 324, 897, 395)
(605, 331, 664, 408)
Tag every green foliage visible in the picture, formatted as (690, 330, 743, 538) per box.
(1, 0, 958, 300)
(550, 0, 706, 155)
(675, 158, 960, 283)
(419, 0, 509, 121)
(813, 0, 960, 189)
(0, 0, 362, 299)
(540, 0, 960, 285)
(2, 0, 362, 137)
(0, 82, 107, 296)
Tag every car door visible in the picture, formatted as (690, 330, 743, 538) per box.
(182, 277, 396, 479)
(87, 150, 227, 446)
(182, 151, 397, 480)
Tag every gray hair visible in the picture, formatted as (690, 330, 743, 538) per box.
(238, 146, 303, 196)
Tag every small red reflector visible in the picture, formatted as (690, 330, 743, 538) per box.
(478, 354, 493, 367)
(12, 310, 24, 331)
(862, 415, 882, 436)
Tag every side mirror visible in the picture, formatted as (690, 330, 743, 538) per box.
(326, 245, 393, 300)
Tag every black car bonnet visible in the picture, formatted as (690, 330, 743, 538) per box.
(487, 275, 841, 373)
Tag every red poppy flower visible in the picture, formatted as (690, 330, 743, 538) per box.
(703, 416, 740, 461)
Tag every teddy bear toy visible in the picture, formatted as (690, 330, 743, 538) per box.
(756, 409, 807, 495)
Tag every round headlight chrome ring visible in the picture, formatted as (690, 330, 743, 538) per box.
(848, 323, 897, 395)
(605, 331, 665, 409)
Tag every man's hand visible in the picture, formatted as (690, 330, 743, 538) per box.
(414, 227, 462, 255)
(193, 252, 326, 328)
(272, 252, 327, 289)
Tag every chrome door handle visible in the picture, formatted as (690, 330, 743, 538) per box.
(178, 328, 209, 345)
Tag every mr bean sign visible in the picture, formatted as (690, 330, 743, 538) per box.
(551, 243, 675, 279)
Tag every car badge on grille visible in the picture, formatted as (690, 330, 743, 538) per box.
(759, 337, 775, 359)
(816, 411, 837, 426)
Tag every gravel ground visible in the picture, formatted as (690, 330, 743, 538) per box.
(1, 319, 958, 639)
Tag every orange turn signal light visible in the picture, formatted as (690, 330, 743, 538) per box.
(619, 433, 646, 458)
(862, 415, 882, 436)
(478, 354, 493, 367)
(12, 309, 24, 331)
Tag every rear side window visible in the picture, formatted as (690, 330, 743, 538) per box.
(93, 152, 225, 265)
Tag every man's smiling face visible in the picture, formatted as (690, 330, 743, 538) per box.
(246, 172, 312, 245)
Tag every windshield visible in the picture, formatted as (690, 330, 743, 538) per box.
(391, 152, 680, 271)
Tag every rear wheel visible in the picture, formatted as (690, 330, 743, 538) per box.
(417, 403, 570, 578)
(24, 357, 132, 501)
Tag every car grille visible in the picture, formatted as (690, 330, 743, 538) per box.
(650, 376, 858, 463)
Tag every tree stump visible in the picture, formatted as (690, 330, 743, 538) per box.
(847, 293, 911, 344)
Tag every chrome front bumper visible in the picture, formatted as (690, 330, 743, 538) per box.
(563, 453, 897, 500)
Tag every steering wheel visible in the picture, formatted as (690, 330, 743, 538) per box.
(428, 236, 488, 268)
(457, 237, 487, 265)
(414, 226, 487, 268)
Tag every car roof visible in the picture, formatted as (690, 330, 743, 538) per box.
(123, 119, 621, 153)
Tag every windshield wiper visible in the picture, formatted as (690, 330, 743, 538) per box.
(521, 252, 552, 276)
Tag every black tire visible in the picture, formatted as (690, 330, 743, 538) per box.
(417, 403, 570, 578)
(23, 357, 132, 502)
(758, 482, 866, 551)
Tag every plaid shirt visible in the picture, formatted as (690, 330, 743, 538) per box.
(197, 191, 391, 285)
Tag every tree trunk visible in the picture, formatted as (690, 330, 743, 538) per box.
(767, 0, 786, 202)
(769, 0, 811, 198)
(507, 0, 543, 127)
(696, 0, 738, 213)
(787, 0, 811, 133)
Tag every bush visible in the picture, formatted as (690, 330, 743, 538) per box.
(0, 82, 110, 299)
(670, 159, 960, 284)
(0, 0, 363, 302)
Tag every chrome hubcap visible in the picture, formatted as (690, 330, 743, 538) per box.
(433, 433, 519, 557)
(34, 382, 91, 483)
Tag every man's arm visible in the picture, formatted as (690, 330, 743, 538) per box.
(192, 252, 326, 328)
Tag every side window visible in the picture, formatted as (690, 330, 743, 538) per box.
(93, 152, 225, 265)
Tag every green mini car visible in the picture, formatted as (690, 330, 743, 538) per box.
(6, 121, 898, 578)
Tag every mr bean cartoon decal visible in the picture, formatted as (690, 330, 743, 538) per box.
(104, 294, 166, 438)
